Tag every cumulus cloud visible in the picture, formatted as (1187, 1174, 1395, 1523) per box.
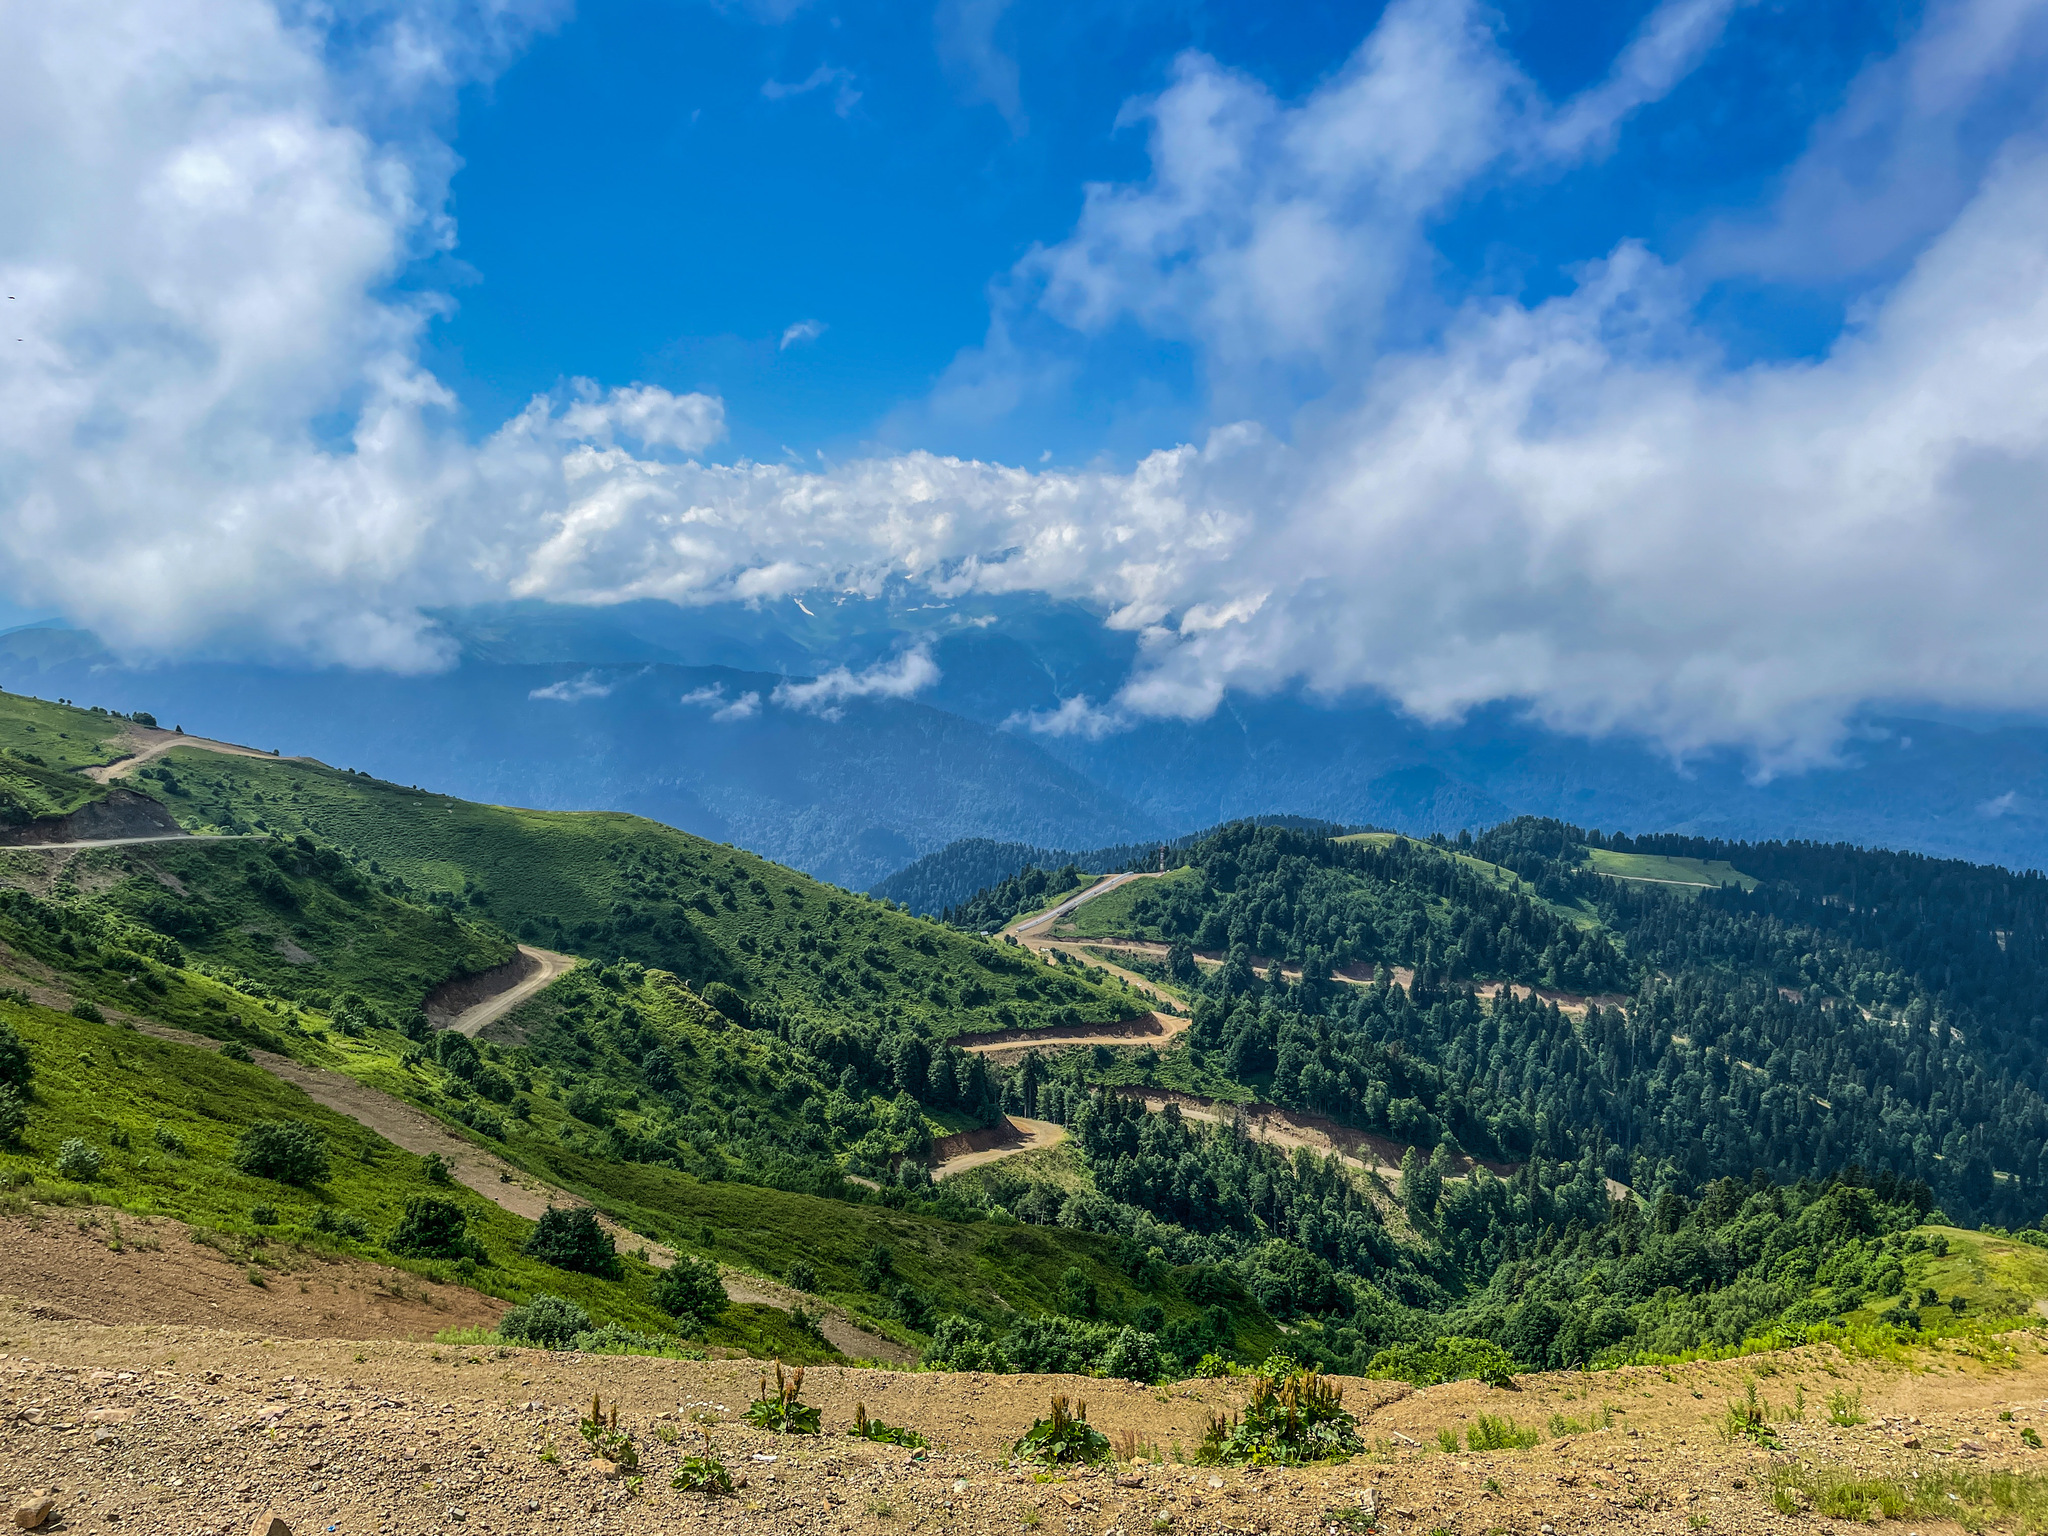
(530, 670, 614, 702)
(8, 0, 2048, 772)
(772, 645, 942, 718)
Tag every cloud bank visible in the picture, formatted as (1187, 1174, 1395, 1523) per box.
(6, 0, 2048, 769)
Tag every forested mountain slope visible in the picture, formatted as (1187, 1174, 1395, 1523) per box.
(5, 683, 2047, 1391)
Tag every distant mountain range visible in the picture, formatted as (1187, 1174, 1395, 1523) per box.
(6, 592, 2048, 887)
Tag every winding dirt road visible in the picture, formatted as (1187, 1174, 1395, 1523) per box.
(443, 944, 578, 1037)
(81, 723, 309, 784)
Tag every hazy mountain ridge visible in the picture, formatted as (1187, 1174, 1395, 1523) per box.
(9, 597, 2048, 883)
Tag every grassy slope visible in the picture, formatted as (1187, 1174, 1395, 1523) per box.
(51, 840, 515, 1016)
(0, 692, 131, 770)
(0, 756, 107, 824)
(140, 749, 1133, 1040)
(0, 694, 132, 826)
(1053, 868, 1198, 939)
(0, 798, 1278, 1360)
(0, 991, 669, 1330)
(1588, 848, 1758, 890)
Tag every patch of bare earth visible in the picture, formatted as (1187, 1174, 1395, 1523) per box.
(4, 1315, 2038, 1535)
(0, 1211, 507, 1340)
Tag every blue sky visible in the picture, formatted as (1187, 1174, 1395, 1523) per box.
(7, 0, 2048, 769)
(423, 0, 1909, 464)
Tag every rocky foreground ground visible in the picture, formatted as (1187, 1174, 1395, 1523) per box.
(7, 1281, 2046, 1536)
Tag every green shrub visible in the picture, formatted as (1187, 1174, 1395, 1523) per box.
(1466, 1413, 1539, 1451)
(387, 1196, 475, 1260)
(524, 1205, 619, 1277)
(850, 1402, 928, 1448)
(701, 982, 750, 1025)
(1013, 1394, 1111, 1467)
(0, 1017, 30, 1089)
(250, 1204, 279, 1227)
(786, 1260, 820, 1293)
(219, 1041, 254, 1063)
(0, 1085, 26, 1146)
(925, 1315, 1010, 1373)
(150, 1122, 185, 1154)
(500, 1293, 592, 1348)
(419, 1151, 453, 1185)
(744, 1361, 822, 1434)
(670, 1454, 734, 1495)
(55, 1138, 103, 1180)
(312, 1206, 369, 1242)
(1196, 1368, 1364, 1465)
(1365, 1336, 1517, 1389)
(234, 1120, 331, 1186)
(654, 1256, 727, 1330)
(1101, 1326, 1164, 1383)
(70, 1001, 105, 1024)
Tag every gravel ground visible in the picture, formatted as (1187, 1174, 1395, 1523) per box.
(7, 1291, 2045, 1536)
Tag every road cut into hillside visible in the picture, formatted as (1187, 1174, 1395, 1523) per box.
(428, 944, 578, 1038)
(929, 1115, 1068, 1178)
(80, 722, 312, 783)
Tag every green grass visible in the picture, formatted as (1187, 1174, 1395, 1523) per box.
(1768, 1463, 2048, 1530)
(0, 692, 132, 772)
(0, 991, 674, 1331)
(136, 748, 1135, 1041)
(8, 840, 516, 1019)
(1586, 848, 1756, 891)
(1052, 869, 1199, 940)
(0, 755, 109, 826)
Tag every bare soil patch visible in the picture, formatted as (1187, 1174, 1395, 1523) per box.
(0, 1210, 507, 1340)
(956, 1010, 1187, 1057)
(2, 1309, 2034, 1535)
(0, 788, 185, 848)
(931, 1116, 1069, 1179)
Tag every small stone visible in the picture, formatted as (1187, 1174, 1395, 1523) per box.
(13, 1499, 55, 1532)
(88, 1408, 136, 1425)
(247, 1513, 291, 1536)
(1116, 1474, 1145, 1488)
(92, 1426, 118, 1445)
(1903, 1437, 1922, 1449)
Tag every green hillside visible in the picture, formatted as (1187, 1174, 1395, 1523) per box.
(10, 679, 2048, 1393)
(1587, 847, 1756, 890)
(129, 747, 1133, 1042)
(0, 752, 107, 826)
(0, 691, 134, 771)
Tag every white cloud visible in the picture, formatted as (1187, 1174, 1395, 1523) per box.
(1007, 695, 1129, 740)
(529, 670, 614, 702)
(9, 0, 2048, 775)
(771, 644, 942, 718)
(556, 382, 725, 453)
(762, 64, 860, 117)
(1981, 790, 2021, 818)
(680, 683, 764, 722)
(780, 319, 826, 350)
